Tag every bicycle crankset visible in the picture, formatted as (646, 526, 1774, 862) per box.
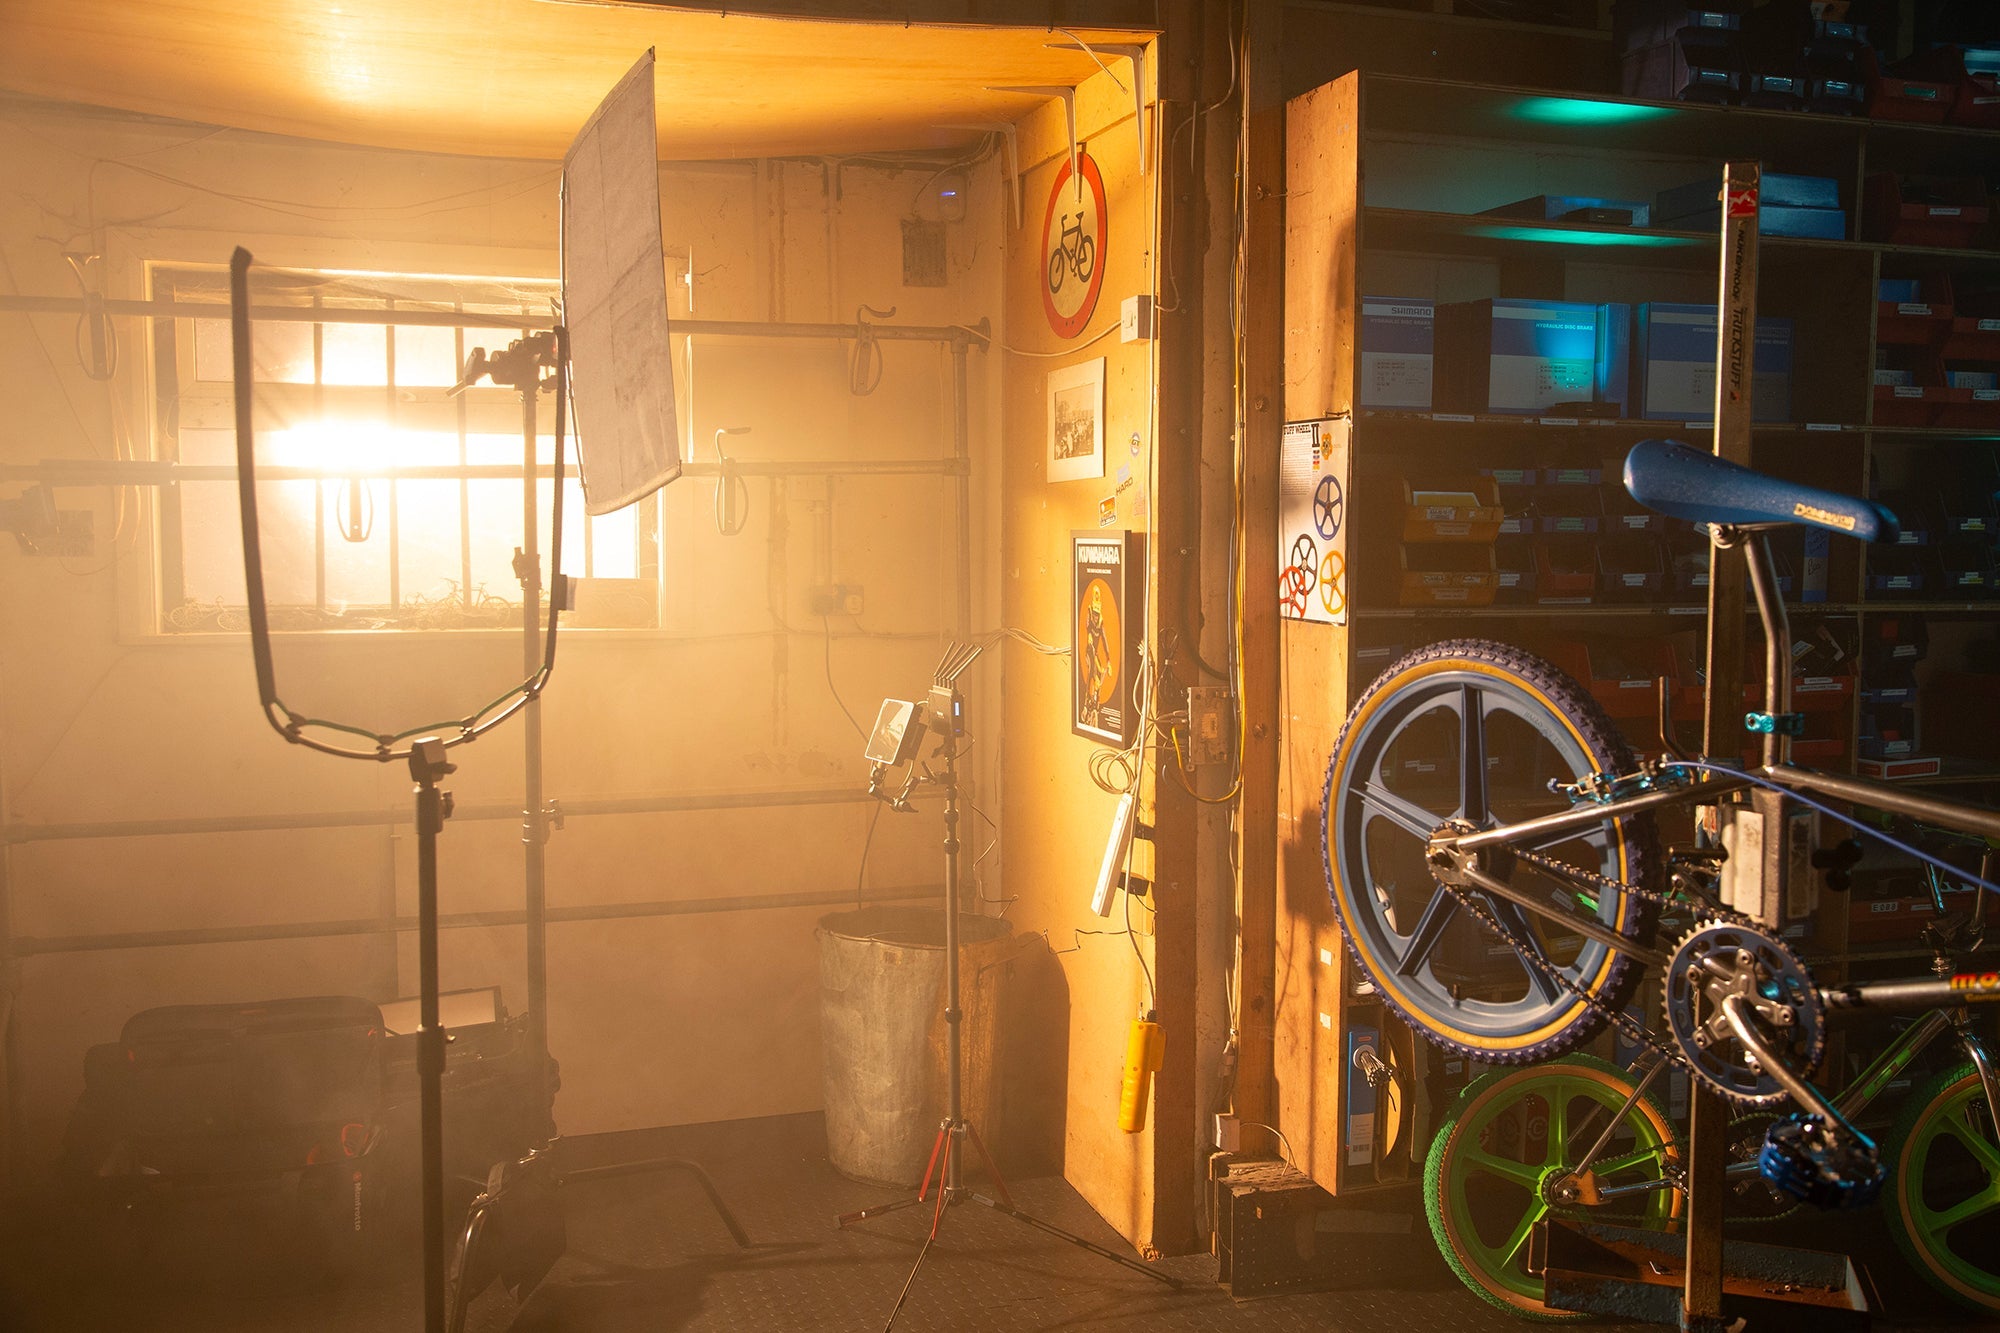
(1663, 918, 1826, 1108)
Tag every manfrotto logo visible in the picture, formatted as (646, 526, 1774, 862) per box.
(1951, 972, 2000, 992)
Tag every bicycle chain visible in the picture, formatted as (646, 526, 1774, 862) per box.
(1439, 841, 1762, 1080)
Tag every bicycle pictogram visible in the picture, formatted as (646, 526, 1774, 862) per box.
(1048, 211, 1096, 294)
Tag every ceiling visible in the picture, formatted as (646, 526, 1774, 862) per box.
(0, 1, 1154, 160)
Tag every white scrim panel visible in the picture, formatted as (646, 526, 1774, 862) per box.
(562, 50, 681, 515)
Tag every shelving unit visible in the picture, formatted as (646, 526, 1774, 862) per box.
(1276, 70, 2000, 1198)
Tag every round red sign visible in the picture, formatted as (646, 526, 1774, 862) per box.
(1040, 149, 1108, 339)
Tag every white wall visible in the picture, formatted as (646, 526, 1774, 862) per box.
(0, 93, 1006, 1175)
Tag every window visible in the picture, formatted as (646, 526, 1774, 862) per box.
(152, 264, 660, 632)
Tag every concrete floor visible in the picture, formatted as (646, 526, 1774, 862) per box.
(0, 1112, 1986, 1332)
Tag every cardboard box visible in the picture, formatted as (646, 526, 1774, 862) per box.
(1634, 304, 1794, 422)
(1436, 300, 1631, 416)
(1359, 298, 1434, 410)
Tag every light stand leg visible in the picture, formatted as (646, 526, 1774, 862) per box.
(411, 740, 457, 1333)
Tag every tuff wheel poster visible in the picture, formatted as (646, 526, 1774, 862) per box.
(1042, 149, 1108, 339)
(1277, 417, 1351, 625)
(1072, 530, 1144, 745)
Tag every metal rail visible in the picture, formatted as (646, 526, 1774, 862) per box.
(0, 293, 992, 347)
(10, 881, 940, 959)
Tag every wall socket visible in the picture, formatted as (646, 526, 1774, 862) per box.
(808, 583, 864, 617)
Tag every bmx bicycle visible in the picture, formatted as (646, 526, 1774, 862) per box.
(1323, 438, 2000, 1316)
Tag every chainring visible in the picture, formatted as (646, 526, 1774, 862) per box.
(1663, 918, 1825, 1108)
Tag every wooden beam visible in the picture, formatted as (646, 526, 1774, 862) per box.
(1232, 0, 1284, 1154)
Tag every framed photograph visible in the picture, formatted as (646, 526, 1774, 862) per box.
(1047, 358, 1106, 483)
(1072, 530, 1145, 745)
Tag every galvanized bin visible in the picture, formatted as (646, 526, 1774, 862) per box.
(816, 905, 1017, 1188)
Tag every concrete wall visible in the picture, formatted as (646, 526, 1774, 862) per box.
(0, 93, 1005, 1174)
(994, 63, 1168, 1247)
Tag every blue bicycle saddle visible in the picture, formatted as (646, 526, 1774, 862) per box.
(1623, 439, 1900, 543)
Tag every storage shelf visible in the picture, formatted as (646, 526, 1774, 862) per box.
(1364, 207, 2000, 271)
(1363, 73, 2000, 168)
(1856, 601, 2000, 614)
(1358, 410, 1861, 436)
(1356, 603, 1864, 620)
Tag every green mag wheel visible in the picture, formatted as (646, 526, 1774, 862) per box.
(1324, 640, 1657, 1064)
(1885, 1061, 2000, 1314)
(1425, 1054, 1683, 1320)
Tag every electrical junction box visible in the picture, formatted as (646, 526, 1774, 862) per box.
(1120, 294, 1154, 343)
(1185, 686, 1231, 767)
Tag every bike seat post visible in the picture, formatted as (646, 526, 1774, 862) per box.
(1742, 530, 1792, 769)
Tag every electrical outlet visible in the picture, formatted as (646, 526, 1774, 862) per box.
(1186, 686, 1231, 767)
(808, 583, 864, 617)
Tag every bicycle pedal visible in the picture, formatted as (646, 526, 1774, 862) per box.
(1758, 1114, 1883, 1211)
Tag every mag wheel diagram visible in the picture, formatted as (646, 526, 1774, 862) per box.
(1322, 641, 1656, 1063)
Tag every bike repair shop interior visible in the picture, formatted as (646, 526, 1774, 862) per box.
(3, 1, 2000, 1331)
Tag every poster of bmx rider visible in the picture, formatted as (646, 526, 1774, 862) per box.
(1071, 530, 1144, 745)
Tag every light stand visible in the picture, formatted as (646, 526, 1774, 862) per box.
(840, 644, 1177, 1332)
(410, 739, 457, 1333)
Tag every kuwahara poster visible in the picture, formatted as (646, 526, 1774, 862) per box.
(1072, 530, 1144, 745)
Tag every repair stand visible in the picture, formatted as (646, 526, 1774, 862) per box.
(837, 683, 1177, 1332)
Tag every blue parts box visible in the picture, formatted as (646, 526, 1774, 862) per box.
(1437, 299, 1631, 416)
(1634, 303, 1794, 422)
(1655, 173, 1845, 239)
(1359, 297, 1434, 410)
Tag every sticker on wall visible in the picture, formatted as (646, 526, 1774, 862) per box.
(1041, 148, 1108, 339)
(1072, 529, 1145, 746)
(1278, 417, 1351, 626)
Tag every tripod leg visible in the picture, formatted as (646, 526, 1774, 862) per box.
(915, 1121, 948, 1204)
(838, 1122, 952, 1227)
(962, 1120, 1013, 1209)
(927, 1133, 954, 1239)
(881, 1230, 941, 1333)
(967, 1193, 1180, 1288)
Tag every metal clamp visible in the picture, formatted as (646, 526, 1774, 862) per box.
(1744, 712, 1805, 737)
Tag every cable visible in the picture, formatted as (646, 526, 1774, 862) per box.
(855, 801, 883, 905)
(1236, 1121, 1296, 1167)
(821, 615, 868, 741)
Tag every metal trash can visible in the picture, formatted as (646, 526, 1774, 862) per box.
(816, 905, 1017, 1188)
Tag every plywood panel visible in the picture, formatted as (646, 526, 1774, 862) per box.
(1275, 73, 1358, 1194)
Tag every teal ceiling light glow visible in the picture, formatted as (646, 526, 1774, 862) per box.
(1464, 223, 1700, 249)
(1511, 96, 1672, 127)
